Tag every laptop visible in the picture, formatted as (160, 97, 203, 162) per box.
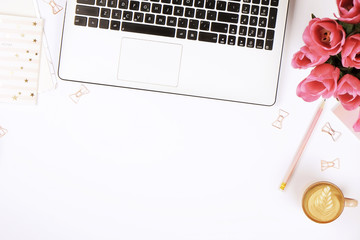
(59, 0, 289, 105)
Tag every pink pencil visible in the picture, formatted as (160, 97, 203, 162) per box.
(280, 99, 326, 191)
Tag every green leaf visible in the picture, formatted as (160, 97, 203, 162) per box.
(338, 21, 355, 36)
(311, 13, 317, 19)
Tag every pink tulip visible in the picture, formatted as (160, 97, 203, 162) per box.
(336, 0, 360, 24)
(292, 46, 329, 69)
(296, 64, 340, 102)
(303, 18, 346, 56)
(342, 34, 360, 69)
(335, 74, 360, 110)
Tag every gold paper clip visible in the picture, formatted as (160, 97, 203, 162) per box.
(321, 158, 340, 171)
(69, 84, 90, 103)
(42, 0, 64, 15)
(0, 126, 8, 138)
(272, 109, 289, 129)
(322, 122, 341, 141)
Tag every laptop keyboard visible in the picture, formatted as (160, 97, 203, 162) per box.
(74, 0, 279, 50)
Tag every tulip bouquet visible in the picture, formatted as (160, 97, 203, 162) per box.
(292, 0, 360, 132)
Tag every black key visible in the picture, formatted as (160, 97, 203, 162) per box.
(110, 20, 121, 30)
(240, 15, 249, 24)
(74, 16, 87, 26)
(228, 2, 240, 12)
(247, 38, 255, 48)
(77, 0, 95, 5)
(258, 17, 267, 27)
(141, 2, 151, 12)
(112, 9, 122, 19)
(187, 30, 197, 40)
(145, 13, 155, 23)
(242, 4, 250, 14)
(218, 12, 238, 24)
(216, 1, 226, 11)
(99, 19, 109, 28)
(252, 0, 260, 3)
(239, 26, 247, 36)
(271, 0, 279, 6)
(229, 25, 237, 34)
(162, 0, 171, 3)
(251, 5, 259, 15)
(243, 0, 250, 2)
(211, 22, 228, 33)
(256, 39, 264, 49)
(134, 12, 144, 22)
(194, 0, 204, 8)
(260, 6, 268, 16)
(129, 1, 140, 10)
(238, 37, 246, 46)
(228, 35, 236, 45)
(163, 5, 173, 15)
(206, 10, 216, 20)
(123, 11, 133, 20)
(152, 4, 162, 13)
(88, 17, 98, 27)
(199, 20, 210, 30)
(97, 0, 106, 6)
(118, 0, 129, 9)
(173, 0, 182, 4)
(189, 19, 199, 29)
(268, 8, 277, 28)
(167, 17, 177, 26)
(121, 22, 176, 37)
(199, 32, 217, 43)
(249, 16, 258, 26)
(257, 28, 265, 38)
(76, 5, 100, 16)
(196, 9, 206, 19)
(248, 27, 256, 37)
(108, 0, 118, 7)
(174, 6, 184, 16)
(101, 8, 111, 18)
(183, 0, 193, 6)
(184, 8, 195, 17)
(266, 29, 275, 39)
(156, 15, 166, 25)
(262, 0, 270, 5)
(218, 34, 226, 44)
(178, 18, 188, 28)
(205, 0, 215, 9)
(265, 39, 273, 50)
(177, 29, 187, 38)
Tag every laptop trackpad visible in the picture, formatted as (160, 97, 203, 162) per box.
(117, 38, 182, 87)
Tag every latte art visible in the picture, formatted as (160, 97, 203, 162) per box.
(302, 183, 344, 223)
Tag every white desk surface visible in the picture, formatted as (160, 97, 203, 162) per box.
(1, 0, 360, 239)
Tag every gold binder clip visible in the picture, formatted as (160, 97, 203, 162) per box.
(321, 158, 340, 171)
(0, 126, 8, 138)
(322, 122, 341, 141)
(69, 85, 90, 103)
(42, 0, 64, 15)
(272, 109, 289, 129)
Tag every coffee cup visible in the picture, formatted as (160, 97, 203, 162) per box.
(302, 181, 358, 223)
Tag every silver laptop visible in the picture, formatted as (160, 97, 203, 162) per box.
(59, 0, 289, 105)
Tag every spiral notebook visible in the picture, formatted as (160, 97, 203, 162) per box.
(0, 14, 43, 104)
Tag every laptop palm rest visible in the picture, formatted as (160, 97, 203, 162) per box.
(117, 38, 183, 87)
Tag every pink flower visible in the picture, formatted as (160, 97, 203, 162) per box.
(336, 0, 360, 24)
(335, 74, 360, 110)
(292, 46, 329, 69)
(354, 111, 360, 132)
(303, 18, 346, 56)
(296, 64, 340, 102)
(342, 34, 360, 69)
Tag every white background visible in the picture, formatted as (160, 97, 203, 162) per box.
(1, 0, 360, 239)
